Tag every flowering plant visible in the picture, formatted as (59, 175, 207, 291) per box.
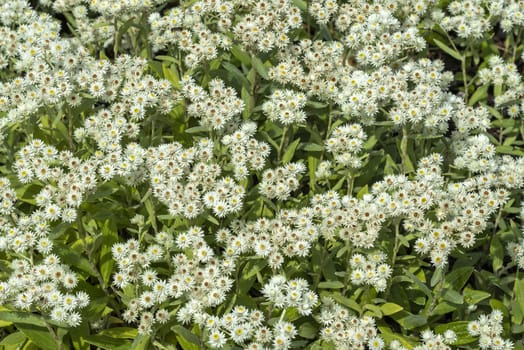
(0, 0, 523, 349)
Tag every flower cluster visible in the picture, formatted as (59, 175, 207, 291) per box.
(431, 0, 524, 39)
(221, 122, 271, 179)
(268, 40, 346, 102)
(14, 140, 99, 223)
(334, 0, 427, 65)
(259, 162, 305, 200)
(219, 208, 319, 269)
(0, 177, 16, 215)
(261, 275, 318, 316)
(453, 134, 496, 173)
(433, 0, 490, 39)
(200, 306, 299, 350)
(0, 255, 88, 327)
(146, 141, 245, 219)
(325, 123, 367, 168)
(149, 0, 302, 60)
(478, 56, 524, 117)
(308, 0, 338, 24)
(41, 0, 167, 48)
(232, 0, 303, 52)
(467, 310, 513, 350)
(0, 21, 173, 138)
(182, 77, 244, 130)
(112, 228, 237, 335)
(388, 59, 455, 130)
(349, 252, 392, 292)
(262, 89, 307, 125)
(149, 7, 232, 67)
(319, 297, 383, 350)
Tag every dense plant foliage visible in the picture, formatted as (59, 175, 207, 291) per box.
(0, 0, 523, 349)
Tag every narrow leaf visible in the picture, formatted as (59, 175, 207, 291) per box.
(282, 138, 300, 164)
(16, 323, 57, 350)
(433, 39, 462, 61)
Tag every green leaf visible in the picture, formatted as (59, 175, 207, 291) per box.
(99, 220, 118, 288)
(282, 138, 301, 164)
(356, 185, 368, 199)
(490, 298, 509, 318)
(303, 143, 324, 152)
(307, 340, 336, 350)
(434, 322, 476, 345)
(378, 326, 415, 349)
(396, 314, 427, 330)
(292, 0, 307, 11)
(384, 154, 399, 175)
(173, 325, 200, 350)
(381, 302, 404, 315)
(162, 63, 181, 89)
(83, 335, 131, 350)
(0, 331, 26, 346)
(0, 312, 46, 327)
(441, 288, 464, 304)
(98, 327, 138, 339)
(431, 301, 457, 315)
(317, 281, 344, 289)
(155, 55, 178, 63)
(444, 266, 473, 290)
(86, 183, 117, 202)
(131, 334, 150, 350)
(16, 323, 57, 350)
(70, 322, 90, 350)
(430, 267, 444, 288)
(251, 56, 269, 80)
(242, 259, 268, 280)
(404, 270, 432, 299)
(55, 243, 98, 277)
(241, 85, 254, 118)
(329, 293, 361, 313)
(207, 214, 220, 226)
(490, 235, 504, 272)
(513, 277, 524, 324)
(230, 45, 251, 66)
(496, 145, 524, 156)
(144, 196, 158, 233)
(222, 61, 250, 90)
(308, 156, 318, 192)
(363, 304, 383, 317)
(298, 322, 318, 339)
(494, 84, 502, 97)
(468, 84, 489, 106)
(463, 287, 490, 305)
(433, 39, 463, 61)
(185, 126, 209, 134)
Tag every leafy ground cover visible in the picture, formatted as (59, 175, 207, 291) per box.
(0, 0, 523, 349)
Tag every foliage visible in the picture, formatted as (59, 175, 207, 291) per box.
(0, 0, 523, 349)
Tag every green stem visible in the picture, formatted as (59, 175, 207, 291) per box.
(461, 56, 469, 103)
(426, 267, 447, 317)
(113, 18, 119, 58)
(343, 240, 352, 295)
(278, 125, 289, 163)
(346, 172, 354, 197)
(385, 219, 401, 297)
(44, 319, 63, 350)
(66, 108, 75, 151)
(400, 124, 409, 174)
(279, 309, 287, 322)
(320, 110, 333, 162)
